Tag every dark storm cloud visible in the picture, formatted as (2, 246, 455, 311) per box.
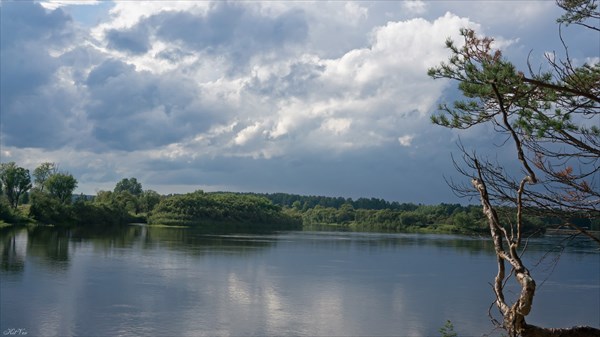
(84, 59, 225, 151)
(108, 2, 308, 67)
(0, 1, 72, 48)
(152, 6, 242, 50)
(1, 44, 59, 110)
(85, 58, 136, 87)
(105, 24, 151, 55)
(138, 142, 461, 203)
(1, 85, 76, 149)
(0, 1, 71, 99)
(0, 1, 76, 149)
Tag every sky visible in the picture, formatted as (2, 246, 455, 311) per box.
(1, 0, 598, 204)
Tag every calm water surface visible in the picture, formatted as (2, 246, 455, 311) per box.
(1, 225, 598, 336)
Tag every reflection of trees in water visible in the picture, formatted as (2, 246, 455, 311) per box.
(284, 232, 496, 256)
(0, 224, 279, 273)
(8, 225, 275, 266)
(27, 226, 70, 270)
(0, 227, 26, 273)
(282, 232, 599, 257)
(70, 224, 142, 251)
(4, 226, 592, 278)
(140, 225, 277, 255)
(71, 224, 278, 254)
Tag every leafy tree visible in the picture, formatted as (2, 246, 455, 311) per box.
(114, 191, 139, 214)
(45, 173, 78, 204)
(0, 162, 32, 209)
(399, 211, 422, 227)
(0, 197, 21, 223)
(90, 190, 134, 224)
(19, 191, 29, 205)
(71, 200, 124, 226)
(32, 162, 57, 192)
(428, 1, 599, 335)
(336, 203, 355, 223)
(94, 190, 115, 204)
(29, 190, 72, 225)
(139, 189, 161, 213)
(114, 177, 143, 196)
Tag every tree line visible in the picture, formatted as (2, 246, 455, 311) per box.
(226, 192, 596, 234)
(247, 192, 419, 211)
(0, 162, 298, 229)
(0, 162, 159, 226)
(1, 162, 595, 233)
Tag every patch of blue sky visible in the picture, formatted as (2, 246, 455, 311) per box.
(44, 0, 115, 27)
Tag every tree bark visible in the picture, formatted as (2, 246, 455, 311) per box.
(471, 164, 600, 337)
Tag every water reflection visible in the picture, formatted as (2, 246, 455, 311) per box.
(277, 231, 498, 255)
(0, 225, 598, 336)
(2, 226, 596, 271)
(0, 227, 26, 274)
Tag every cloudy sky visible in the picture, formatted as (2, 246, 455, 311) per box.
(1, 1, 597, 203)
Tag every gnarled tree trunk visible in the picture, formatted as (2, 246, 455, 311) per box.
(472, 166, 600, 337)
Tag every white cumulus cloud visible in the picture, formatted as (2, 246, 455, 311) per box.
(398, 135, 415, 147)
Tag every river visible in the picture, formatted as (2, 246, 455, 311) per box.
(1, 225, 598, 336)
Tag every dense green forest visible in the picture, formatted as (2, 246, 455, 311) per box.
(231, 192, 597, 234)
(248, 193, 570, 234)
(147, 191, 301, 229)
(1, 161, 596, 234)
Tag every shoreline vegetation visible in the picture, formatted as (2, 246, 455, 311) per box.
(2, 189, 598, 235)
(1, 163, 597, 234)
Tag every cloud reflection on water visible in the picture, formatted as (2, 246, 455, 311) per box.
(1, 227, 598, 336)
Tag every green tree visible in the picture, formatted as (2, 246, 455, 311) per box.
(0, 197, 15, 222)
(400, 211, 422, 227)
(139, 190, 161, 213)
(428, 1, 599, 335)
(557, 0, 600, 30)
(29, 190, 72, 225)
(94, 190, 115, 204)
(114, 191, 139, 214)
(336, 203, 355, 223)
(0, 162, 32, 209)
(32, 162, 57, 192)
(114, 177, 143, 196)
(45, 173, 78, 204)
(90, 190, 133, 224)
